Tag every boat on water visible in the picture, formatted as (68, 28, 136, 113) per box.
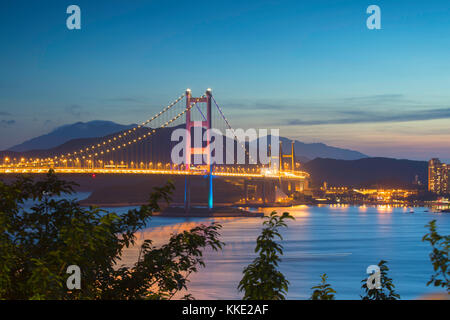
(432, 208, 450, 213)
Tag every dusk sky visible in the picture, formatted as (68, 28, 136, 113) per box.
(1, 0, 449, 162)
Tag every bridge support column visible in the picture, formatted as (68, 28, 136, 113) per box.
(184, 176, 190, 214)
(208, 173, 213, 210)
(206, 89, 213, 211)
(185, 89, 192, 171)
(244, 180, 249, 204)
(261, 181, 266, 205)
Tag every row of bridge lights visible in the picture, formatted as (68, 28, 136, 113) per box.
(62, 93, 186, 161)
(1, 158, 311, 178)
(1, 158, 166, 169)
(2, 157, 302, 173)
(2, 157, 297, 171)
(1, 157, 264, 174)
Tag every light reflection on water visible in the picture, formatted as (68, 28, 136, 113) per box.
(118, 205, 449, 300)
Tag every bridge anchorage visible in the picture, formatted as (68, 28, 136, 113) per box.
(0, 88, 310, 213)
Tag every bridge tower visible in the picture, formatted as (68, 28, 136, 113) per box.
(279, 140, 295, 172)
(279, 140, 296, 194)
(184, 88, 214, 211)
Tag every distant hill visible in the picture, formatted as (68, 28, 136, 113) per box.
(5, 120, 368, 162)
(279, 137, 367, 162)
(0, 125, 176, 163)
(7, 121, 137, 152)
(0, 121, 427, 189)
(252, 136, 367, 163)
(303, 157, 428, 188)
(0, 125, 261, 166)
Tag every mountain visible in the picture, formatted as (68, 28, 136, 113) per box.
(6, 120, 369, 162)
(303, 157, 428, 188)
(0, 125, 176, 163)
(255, 136, 367, 162)
(1, 121, 427, 189)
(279, 137, 367, 161)
(7, 121, 137, 152)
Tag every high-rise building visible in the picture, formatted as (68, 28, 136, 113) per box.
(428, 158, 449, 194)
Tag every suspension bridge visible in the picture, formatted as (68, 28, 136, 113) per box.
(0, 89, 309, 210)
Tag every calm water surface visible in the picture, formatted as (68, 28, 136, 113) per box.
(115, 204, 450, 300)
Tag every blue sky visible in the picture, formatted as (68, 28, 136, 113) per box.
(0, 0, 449, 162)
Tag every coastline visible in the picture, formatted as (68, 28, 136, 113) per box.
(79, 201, 264, 217)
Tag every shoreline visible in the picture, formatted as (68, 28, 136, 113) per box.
(78, 202, 265, 217)
(153, 211, 264, 218)
(78, 201, 440, 208)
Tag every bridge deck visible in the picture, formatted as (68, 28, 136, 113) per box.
(0, 167, 308, 180)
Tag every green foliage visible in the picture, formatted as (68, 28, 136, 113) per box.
(238, 211, 294, 300)
(0, 171, 223, 299)
(310, 273, 336, 300)
(361, 260, 400, 300)
(422, 220, 449, 292)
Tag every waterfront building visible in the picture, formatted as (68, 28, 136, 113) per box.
(428, 158, 449, 194)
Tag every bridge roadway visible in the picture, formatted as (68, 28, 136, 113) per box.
(0, 167, 309, 182)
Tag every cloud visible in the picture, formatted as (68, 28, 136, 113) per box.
(225, 94, 416, 113)
(340, 94, 407, 104)
(0, 111, 12, 116)
(104, 97, 143, 103)
(0, 119, 16, 127)
(286, 107, 450, 126)
(223, 102, 291, 111)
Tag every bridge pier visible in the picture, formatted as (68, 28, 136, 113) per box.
(244, 180, 249, 204)
(184, 176, 190, 214)
(261, 181, 266, 205)
(208, 170, 213, 211)
(206, 89, 213, 211)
